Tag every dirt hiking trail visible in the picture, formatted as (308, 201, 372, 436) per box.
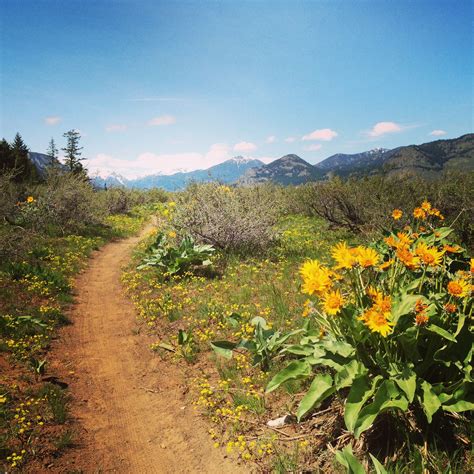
(50, 228, 245, 473)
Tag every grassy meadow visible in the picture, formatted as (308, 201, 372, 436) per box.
(0, 172, 472, 472)
(123, 178, 473, 473)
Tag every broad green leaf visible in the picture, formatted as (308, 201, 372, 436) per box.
(370, 453, 388, 474)
(335, 360, 368, 390)
(227, 313, 242, 328)
(354, 380, 408, 438)
(442, 384, 474, 412)
(266, 360, 311, 393)
(397, 326, 419, 360)
(311, 353, 346, 371)
(391, 294, 422, 324)
(344, 375, 382, 432)
(297, 374, 334, 421)
(320, 339, 355, 358)
(426, 325, 457, 342)
(335, 445, 365, 474)
(433, 227, 454, 240)
(210, 340, 237, 359)
(420, 380, 441, 423)
(394, 367, 417, 403)
(443, 399, 474, 412)
(283, 344, 314, 356)
(454, 312, 467, 338)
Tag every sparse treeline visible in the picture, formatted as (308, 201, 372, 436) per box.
(0, 133, 38, 182)
(0, 130, 87, 183)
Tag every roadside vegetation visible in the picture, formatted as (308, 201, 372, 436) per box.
(0, 135, 167, 470)
(125, 176, 473, 473)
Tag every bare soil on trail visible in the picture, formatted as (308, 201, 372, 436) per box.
(47, 229, 246, 473)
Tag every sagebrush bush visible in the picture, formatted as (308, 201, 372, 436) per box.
(298, 172, 474, 248)
(171, 183, 281, 254)
(33, 171, 106, 234)
(99, 187, 169, 214)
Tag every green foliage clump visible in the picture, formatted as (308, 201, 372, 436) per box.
(138, 231, 215, 276)
(267, 202, 472, 469)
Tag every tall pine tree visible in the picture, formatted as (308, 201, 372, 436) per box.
(10, 133, 37, 182)
(62, 129, 86, 176)
(0, 139, 14, 174)
(47, 137, 58, 159)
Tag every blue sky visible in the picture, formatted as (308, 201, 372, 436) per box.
(1, 0, 472, 177)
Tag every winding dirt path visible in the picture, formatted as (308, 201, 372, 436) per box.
(50, 229, 244, 473)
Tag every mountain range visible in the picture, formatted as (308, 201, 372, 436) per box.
(29, 134, 473, 189)
(91, 156, 263, 190)
(239, 133, 473, 185)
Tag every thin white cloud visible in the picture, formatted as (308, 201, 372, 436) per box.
(302, 128, 338, 141)
(129, 97, 184, 102)
(44, 116, 61, 125)
(105, 124, 127, 133)
(148, 115, 176, 126)
(367, 121, 402, 137)
(266, 135, 276, 143)
(284, 137, 296, 143)
(233, 141, 257, 152)
(430, 129, 447, 136)
(304, 144, 323, 151)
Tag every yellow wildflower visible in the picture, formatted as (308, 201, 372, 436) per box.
(447, 279, 470, 298)
(379, 259, 394, 271)
(421, 200, 431, 212)
(396, 247, 420, 270)
(356, 246, 380, 268)
(300, 260, 332, 296)
(415, 242, 444, 266)
(361, 308, 394, 337)
(392, 209, 403, 220)
(413, 207, 426, 220)
(331, 242, 356, 270)
(26, 196, 34, 203)
(322, 289, 344, 315)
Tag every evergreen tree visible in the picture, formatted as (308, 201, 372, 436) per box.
(10, 133, 37, 182)
(62, 129, 86, 175)
(0, 138, 14, 174)
(47, 137, 58, 159)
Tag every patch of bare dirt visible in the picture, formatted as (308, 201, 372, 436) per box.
(45, 230, 245, 473)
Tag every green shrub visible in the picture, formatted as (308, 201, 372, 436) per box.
(33, 171, 106, 234)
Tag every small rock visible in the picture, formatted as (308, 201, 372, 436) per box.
(267, 414, 291, 428)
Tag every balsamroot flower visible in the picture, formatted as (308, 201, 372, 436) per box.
(322, 289, 344, 315)
(299, 260, 332, 296)
(447, 279, 471, 298)
(392, 209, 403, 220)
(415, 242, 444, 267)
(331, 242, 356, 270)
(356, 246, 380, 268)
(413, 207, 426, 219)
(360, 308, 394, 337)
